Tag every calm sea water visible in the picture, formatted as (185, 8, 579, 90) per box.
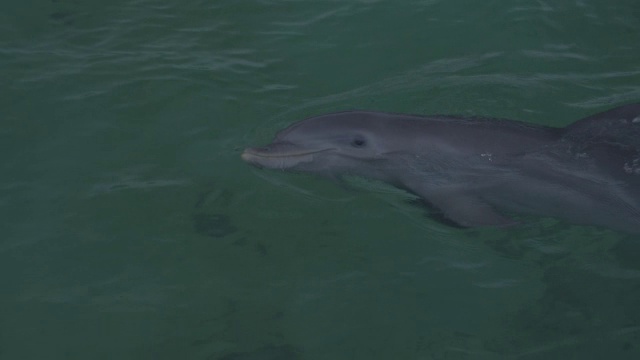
(2, 0, 640, 359)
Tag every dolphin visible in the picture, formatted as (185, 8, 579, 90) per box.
(241, 104, 640, 234)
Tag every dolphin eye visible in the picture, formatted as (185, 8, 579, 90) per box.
(351, 136, 366, 148)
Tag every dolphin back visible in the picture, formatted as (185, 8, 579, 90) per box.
(562, 103, 640, 149)
(560, 103, 640, 195)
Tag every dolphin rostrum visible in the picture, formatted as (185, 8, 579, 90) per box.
(242, 104, 640, 234)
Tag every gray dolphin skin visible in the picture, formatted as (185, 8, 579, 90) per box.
(242, 104, 640, 234)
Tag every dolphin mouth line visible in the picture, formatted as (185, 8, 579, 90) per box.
(241, 147, 336, 169)
(242, 148, 333, 159)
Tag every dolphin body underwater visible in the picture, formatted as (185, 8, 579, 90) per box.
(242, 104, 640, 234)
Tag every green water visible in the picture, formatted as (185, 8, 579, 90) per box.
(2, 0, 640, 359)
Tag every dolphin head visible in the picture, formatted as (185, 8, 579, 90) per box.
(242, 111, 407, 178)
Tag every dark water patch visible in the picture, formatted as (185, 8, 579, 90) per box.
(612, 239, 640, 270)
(193, 213, 237, 238)
(483, 235, 528, 260)
(193, 186, 238, 238)
(254, 241, 268, 256)
(216, 345, 299, 360)
(50, 11, 74, 24)
(49, 0, 86, 26)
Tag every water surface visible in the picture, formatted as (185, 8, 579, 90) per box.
(2, 0, 640, 359)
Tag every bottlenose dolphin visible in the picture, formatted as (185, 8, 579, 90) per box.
(242, 104, 640, 234)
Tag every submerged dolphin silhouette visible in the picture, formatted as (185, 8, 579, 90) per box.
(242, 104, 640, 234)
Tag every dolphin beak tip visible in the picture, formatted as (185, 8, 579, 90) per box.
(241, 148, 265, 169)
(241, 149, 255, 162)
